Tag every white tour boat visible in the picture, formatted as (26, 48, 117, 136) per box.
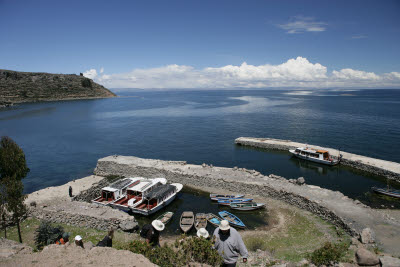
(289, 147, 342, 166)
(110, 177, 167, 212)
(130, 183, 183, 216)
(91, 177, 142, 206)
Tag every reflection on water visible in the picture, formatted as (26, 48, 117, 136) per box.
(0, 106, 56, 121)
(134, 187, 269, 236)
(96, 96, 297, 119)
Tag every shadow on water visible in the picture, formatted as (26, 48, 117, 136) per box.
(133, 187, 269, 236)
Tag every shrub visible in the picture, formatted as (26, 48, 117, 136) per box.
(105, 175, 124, 182)
(308, 242, 349, 266)
(126, 237, 222, 266)
(245, 236, 266, 251)
(34, 221, 64, 249)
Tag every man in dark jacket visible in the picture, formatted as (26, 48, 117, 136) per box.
(144, 220, 165, 247)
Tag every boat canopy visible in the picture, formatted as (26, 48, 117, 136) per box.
(109, 178, 135, 190)
(144, 184, 175, 200)
(316, 150, 329, 153)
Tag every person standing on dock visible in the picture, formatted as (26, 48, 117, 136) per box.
(69, 186, 73, 197)
(213, 220, 248, 267)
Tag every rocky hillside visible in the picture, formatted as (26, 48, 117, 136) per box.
(0, 69, 116, 104)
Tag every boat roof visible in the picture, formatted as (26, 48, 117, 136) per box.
(144, 184, 175, 199)
(108, 178, 137, 190)
(296, 147, 329, 154)
(128, 178, 167, 192)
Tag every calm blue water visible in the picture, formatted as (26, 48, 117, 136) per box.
(1, 89, 400, 208)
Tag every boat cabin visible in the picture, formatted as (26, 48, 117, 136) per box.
(111, 178, 167, 209)
(132, 184, 177, 211)
(92, 178, 140, 206)
(294, 148, 331, 160)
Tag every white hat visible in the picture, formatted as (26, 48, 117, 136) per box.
(75, 235, 82, 241)
(219, 220, 230, 231)
(197, 228, 209, 238)
(152, 220, 165, 231)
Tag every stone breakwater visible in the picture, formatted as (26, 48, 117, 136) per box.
(235, 137, 400, 183)
(94, 155, 400, 255)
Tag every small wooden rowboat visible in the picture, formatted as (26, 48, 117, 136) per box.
(230, 202, 265, 211)
(372, 187, 400, 199)
(180, 211, 194, 233)
(156, 211, 174, 224)
(210, 194, 244, 201)
(218, 198, 253, 206)
(206, 213, 222, 227)
(194, 213, 208, 230)
(218, 211, 245, 229)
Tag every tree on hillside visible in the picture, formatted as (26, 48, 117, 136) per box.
(0, 136, 29, 242)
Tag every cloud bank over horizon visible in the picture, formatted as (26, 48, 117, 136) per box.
(84, 57, 400, 89)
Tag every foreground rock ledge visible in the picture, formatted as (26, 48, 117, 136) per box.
(94, 155, 400, 255)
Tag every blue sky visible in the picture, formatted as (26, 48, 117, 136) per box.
(1, 0, 400, 88)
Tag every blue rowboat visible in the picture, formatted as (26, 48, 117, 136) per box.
(372, 187, 400, 199)
(206, 213, 222, 227)
(210, 194, 244, 201)
(218, 211, 245, 229)
(218, 198, 253, 206)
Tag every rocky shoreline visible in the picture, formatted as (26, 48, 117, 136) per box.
(94, 155, 400, 255)
(235, 137, 400, 183)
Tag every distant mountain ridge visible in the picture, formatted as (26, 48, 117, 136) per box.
(0, 69, 116, 105)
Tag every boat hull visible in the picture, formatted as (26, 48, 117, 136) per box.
(230, 203, 265, 211)
(218, 211, 245, 229)
(131, 193, 177, 216)
(372, 187, 400, 198)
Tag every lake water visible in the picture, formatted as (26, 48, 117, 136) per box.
(1, 89, 400, 208)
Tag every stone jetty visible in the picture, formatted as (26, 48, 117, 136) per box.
(94, 155, 400, 255)
(235, 137, 400, 183)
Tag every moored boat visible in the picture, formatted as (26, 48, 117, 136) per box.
(130, 183, 183, 216)
(110, 177, 167, 212)
(218, 198, 253, 206)
(210, 194, 244, 201)
(218, 211, 245, 229)
(156, 211, 174, 225)
(180, 211, 194, 233)
(372, 187, 400, 198)
(230, 202, 265, 211)
(92, 177, 142, 206)
(194, 213, 207, 230)
(206, 213, 222, 227)
(289, 147, 342, 166)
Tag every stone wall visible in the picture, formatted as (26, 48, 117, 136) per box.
(29, 208, 121, 231)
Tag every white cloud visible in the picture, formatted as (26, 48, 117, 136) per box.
(278, 16, 327, 34)
(86, 57, 400, 89)
(351, 35, 367, 39)
(100, 67, 104, 74)
(83, 69, 97, 79)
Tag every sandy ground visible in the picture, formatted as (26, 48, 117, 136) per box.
(25, 175, 103, 205)
(0, 239, 156, 267)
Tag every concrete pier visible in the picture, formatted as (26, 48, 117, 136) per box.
(235, 137, 400, 183)
(94, 155, 400, 255)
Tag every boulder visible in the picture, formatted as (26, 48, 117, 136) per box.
(356, 248, 379, 266)
(119, 219, 139, 232)
(296, 177, 305, 185)
(360, 228, 375, 244)
(380, 256, 400, 267)
(84, 241, 94, 250)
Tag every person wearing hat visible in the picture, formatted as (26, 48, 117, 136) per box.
(197, 228, 209, 239)
(143, 220, 165, 247)
(75, 235, 84, 248)
(213, 220, 248, 266)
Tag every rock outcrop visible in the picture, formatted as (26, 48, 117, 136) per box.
(0, 69, 116, 104)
